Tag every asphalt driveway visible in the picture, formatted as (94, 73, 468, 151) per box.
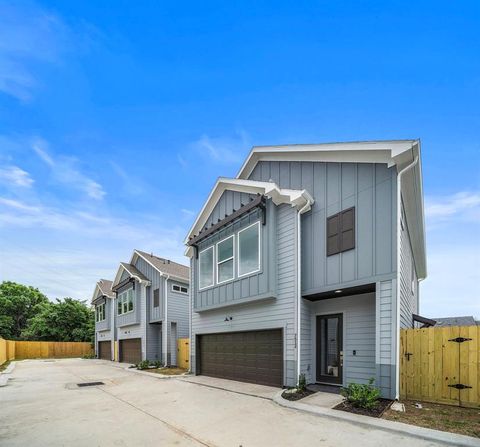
(0, 359, 442, 447)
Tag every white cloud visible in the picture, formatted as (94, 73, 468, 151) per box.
(193, 131, 249, 165)
(425, 191, 480, 222)
(32, 138, 105, 200)
(0, 165, 34, 187)
(0, 3, 69, 102)
(109, 161, 144, 196)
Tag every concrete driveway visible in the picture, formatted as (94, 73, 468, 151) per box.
(0, 359, 442, 447)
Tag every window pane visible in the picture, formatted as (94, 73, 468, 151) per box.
(218, 259, 234, 283)
(128, 289, 134, 311)
(217, 237, 233, 263)
(239, 224, 259, 276)
(199, 247, 213, 288)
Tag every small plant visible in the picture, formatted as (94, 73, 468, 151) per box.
(297, 373, 307, 392)
(152, 360, 162, 369)
(340, 378, 381, 410)
(82, 352, 95, 359)
(136, 360, 151, 370)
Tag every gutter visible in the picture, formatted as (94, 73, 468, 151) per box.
(395, 154, 419, 398)
(296, 197, 313, 382)
(163, 273, 170, 366)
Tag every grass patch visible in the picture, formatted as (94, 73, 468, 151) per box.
(383, 400, 480, 438)
(0, 360, 11, 372)
(144, 367, 187, 376)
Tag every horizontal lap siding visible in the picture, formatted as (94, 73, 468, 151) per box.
(310, 293, 376, 386)
(399, 203, 418, 329)
(191, 204, 298, 386)
(250, 161, 397, 294)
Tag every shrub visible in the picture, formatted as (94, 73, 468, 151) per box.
(152, 360, 162, 369)
(297, 373, 307, 392)
(82, 352, 95, 359)
(340, 378, 381, 409)
(136, 360, 151, 370)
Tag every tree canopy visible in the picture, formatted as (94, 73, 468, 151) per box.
(0, 281, 94, 343)
(0, 281, 49, 339)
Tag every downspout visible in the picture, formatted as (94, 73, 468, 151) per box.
(297, 198, 312, 383)
(111, 297, 115, 361)
(163, 273, 170, 366)
(395, 154, 419, 399)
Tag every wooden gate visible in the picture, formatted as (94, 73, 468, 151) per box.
(400, 326, 479, 408)
(177, 338, 189, 370)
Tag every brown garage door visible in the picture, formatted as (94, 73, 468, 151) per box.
(119, 338, 142, 364)
(98, 341, 111, 360)
(199, 329, 283, 387)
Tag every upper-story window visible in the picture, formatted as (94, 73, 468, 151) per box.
(238, 222, 260, 277)
(216, 235, 234, 284)
(117, 288, 134, 315)
(199, 246, 214, 290)
(172, 284, 188, 294)
(95, 303, 106, 322)
(153, 288, 160, 307)
(326, 207, 355, 256)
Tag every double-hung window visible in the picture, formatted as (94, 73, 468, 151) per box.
(95, 303, 105, 322)
(199, 247, 214, 289)
(238, 222, 260, 277)
(117, 288, 134, 315)
(216, 235, 234, 284)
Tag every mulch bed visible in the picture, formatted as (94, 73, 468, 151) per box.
(334, 399, 392, 417)
(282, 389, 315, 401)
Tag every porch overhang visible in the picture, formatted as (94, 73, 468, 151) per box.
(303, 283, 376, 301)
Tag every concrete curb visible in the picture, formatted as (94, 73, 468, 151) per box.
(273, 391, 480, 447)
(124, 366, 190, 380)
(0, 361, 16, 386)
(2, 362, 16, 374)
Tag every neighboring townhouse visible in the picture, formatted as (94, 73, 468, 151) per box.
(110, 249, 190, 365)
(185, 140, 426, 400)
(92, 279, 116, 360)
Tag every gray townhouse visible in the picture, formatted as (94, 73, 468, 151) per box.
(184, 140, 426, 400)
(92, 279, 116, 360)
(93, 249, 190, 365)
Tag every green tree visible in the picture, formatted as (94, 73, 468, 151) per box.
(0, 281, 49, 339)
(21, 298, 94, 343)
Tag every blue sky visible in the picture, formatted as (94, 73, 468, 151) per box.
(0, 0, 479, 318)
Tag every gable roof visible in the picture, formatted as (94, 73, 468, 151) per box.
(434, 316, 477, 327)
(133, 249, 189, 282)
(184, 178, 314, 250)
(235, 140, 426, 279)
(112, 262, 151, 289)
(91, 278, 115, 304)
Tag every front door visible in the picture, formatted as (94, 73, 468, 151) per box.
(316, 314, 343, 384)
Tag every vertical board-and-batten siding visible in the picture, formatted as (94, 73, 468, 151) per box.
(249, 161, 397, 294)
(194, 198, 276, 311)
(399, 201, 418, 329)
(191, 204, 299, 386)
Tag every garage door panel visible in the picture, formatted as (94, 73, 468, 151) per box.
(119, 338, 142, 364)
(199, 329, 283, 387)
(98, 341, 111, 360)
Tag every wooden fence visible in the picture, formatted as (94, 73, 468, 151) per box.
(0, 339, 93, 364)
(400, 326, 479, 408)
(177, 338, 190, 369)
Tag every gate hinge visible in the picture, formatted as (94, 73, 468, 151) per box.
(448, 337, 472, 343)
(448, 383, 472, 390)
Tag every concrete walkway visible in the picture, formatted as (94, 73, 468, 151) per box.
(0, 359, 457, 447)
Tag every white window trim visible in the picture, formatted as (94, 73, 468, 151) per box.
(198, 246, 215, 291)
(96, 303, 106, 322)
(171, 284, 189, 295)
(216, 234, 235, 285)
(117, 288, 135, 316)
(237, 221, 261, 278)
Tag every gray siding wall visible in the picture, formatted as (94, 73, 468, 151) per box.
(300, 298, 312, 383)
(193, 198, 276, 311)
(249, 161, 397, 294)
(375, 279, 397, 399)
(204, 190, 256, 227)
(191, 204, 298, 386)
(399, 202, 418, 329)
(96, 329, 112, 342)
(135, 257, 165, 323)
(95, 297, 111, 332)
(116, 284, 141, 327)
(166, 279, 189, 365)
(309, 293, 376, 387)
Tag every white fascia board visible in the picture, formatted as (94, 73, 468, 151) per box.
(237, 140, 417, 179)
(131, 250, 189, 284)
(184, 178, 314, 246)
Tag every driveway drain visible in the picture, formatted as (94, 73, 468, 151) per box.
(77, 381, 104, 387)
